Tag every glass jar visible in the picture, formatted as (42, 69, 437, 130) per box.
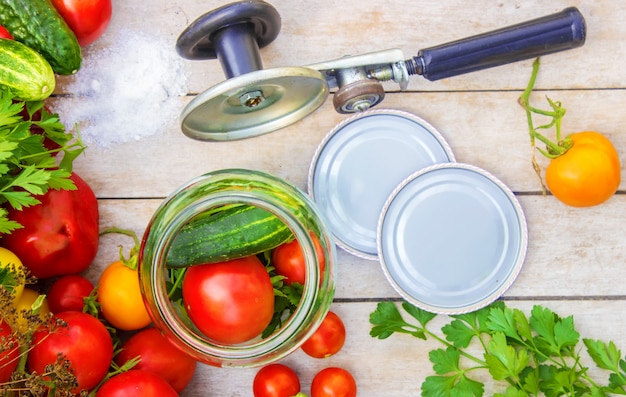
(138, 169, 335, 367)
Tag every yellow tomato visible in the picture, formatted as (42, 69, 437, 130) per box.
(0, 247, 25, 305)
(546, 131, 621, 207)
(14, 288, 50, 332)
(97, 261, 152, 331)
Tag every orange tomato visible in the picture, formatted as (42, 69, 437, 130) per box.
(546, 131, 621, 207)
(97, 261, 152, 330)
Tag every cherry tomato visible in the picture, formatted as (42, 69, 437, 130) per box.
(272, 235, 325, 286)
(0, 247, 25, 305)
(0, 26, 12, 39)
(253, 363, 301, 397)
(28, 311, 113, 393)
(14, 288, 50, 332)
(182, 256, 275, 344)
(311, 367, 357, 397)
(546, 131, 621, 207)
(301, 311, 346, 358)
(0, 320, 19, 383)
(98, 260, 152, 330)
(50, 0, 112, 46)
(115, 327, 197, 393)
(47, 274, 94, 313)
(95, 370, 179, 397)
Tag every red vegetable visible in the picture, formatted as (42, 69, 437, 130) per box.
(95, 370, 179, 397)
(50, 0, 112, 46)
(253, 363, 301, 397)
(0, 25, 13, 39)
(115, 327, 197, 393)
(0, 320, 19, 383)
(182, 256, 275, 344)
(1, 172, 99, 279)
(28, 311, 113, 393)
(272, 236, 325, 286)
(47, 274, 94, 313)
(301, 311, 346, 358)
(311, 367, 357, 397)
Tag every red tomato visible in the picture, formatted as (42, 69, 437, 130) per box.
(272, 236, 325, 286)
(182, 256, 275, 344)
(301, 311, 346, 358)
(50, 0, 112, 46)
(47, 274, 94, 313)
(115, 327, 197, 393)
(253, 363, 301, 397)
(311, 367, 357, 397)
(0, 320, 19, 383)
(0, 26, 13, 39)
(28, 311, 113, 393)
(95, 370, 179, 397)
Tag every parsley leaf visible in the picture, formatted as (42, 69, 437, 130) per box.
(369, 301, 429, 340)
(370, 300, 626, 397)
(0, 91, 84, 234)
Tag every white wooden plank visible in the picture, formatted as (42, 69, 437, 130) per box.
(55, 88, 626, 198)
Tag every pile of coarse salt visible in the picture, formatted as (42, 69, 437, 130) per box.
(52, 29, 189, 148)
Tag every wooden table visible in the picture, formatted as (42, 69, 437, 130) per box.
(53, 1, 626, 395)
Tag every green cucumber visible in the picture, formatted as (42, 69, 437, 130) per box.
(0, 0, 82, 75)
(166, 204, 294, 268)
(0, 38, 55, 101)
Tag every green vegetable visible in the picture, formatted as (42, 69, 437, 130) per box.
(166, 204, 294, 268)
(0, 38, 55, 101)
(0, 90, 85, 234)
(0, 0, 82, 75)
(370, 300, 626, 396)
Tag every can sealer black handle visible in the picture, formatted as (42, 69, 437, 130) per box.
(407, 7, 586, 81)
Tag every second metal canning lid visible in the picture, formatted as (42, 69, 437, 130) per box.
(308, 109, 456, 259)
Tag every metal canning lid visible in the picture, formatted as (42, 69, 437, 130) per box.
(377, 163, 528, 314)
(308, 109, 455, 259)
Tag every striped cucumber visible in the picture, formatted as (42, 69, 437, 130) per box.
(0, 0, 82, 75)
(166, 204, 294, 267)
(0, 38, 55, 100)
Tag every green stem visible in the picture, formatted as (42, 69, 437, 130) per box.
(423, 328, 488, 367)
(99, 227, 140, 270)
(518, 58, 566, 157)
(167, 268, 186, 299)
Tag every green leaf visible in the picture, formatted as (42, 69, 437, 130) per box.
(430, 347, 462, 375)
(538, 364, 579, 397)
(443, 319, 477, 348)
(402, 300, 437, 327)
(3, 166, 50, 195)
(445, 304, 500, 348)
(530, 305, 560, 355)
(46, 168, 76, 191)
(0, 140, 18, 161)
(485, 332, 529, 381)
(584, 339, 622, 372)
(0, 265, 19, 294)
(422, 374, 484, 397)
(1, 190, 41, 210)
(369, 301, 427, 340)
(487, 307, 521, 341)
(0, 208, 22, 234)
(553, 315, 579, 352)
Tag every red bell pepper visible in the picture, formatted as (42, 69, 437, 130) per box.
(1, 172, 99, 279)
